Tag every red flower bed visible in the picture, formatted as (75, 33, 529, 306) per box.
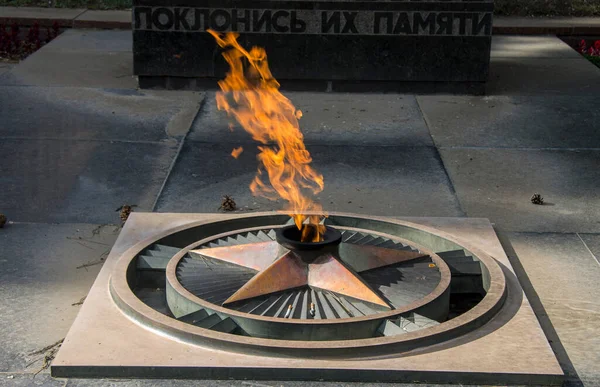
(577, 39, 600, 68)
(0, 22, 60, 62)
(579, 39, 600, 56)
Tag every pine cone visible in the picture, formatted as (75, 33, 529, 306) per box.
(118, 205, 133, 222)
(220, 195, 237, 212)
(531, 193, 544, 205)
(0, 213, 6, 228)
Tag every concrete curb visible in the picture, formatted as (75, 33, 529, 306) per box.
(1, 7, 599, 35)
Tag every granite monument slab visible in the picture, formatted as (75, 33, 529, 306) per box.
(132, 0, 493, 88)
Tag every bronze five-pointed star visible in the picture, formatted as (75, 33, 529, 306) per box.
(189, 240, 428, 308)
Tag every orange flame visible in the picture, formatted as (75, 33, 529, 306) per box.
(231, 146, 243, 159)
(208, 30, 325, 241)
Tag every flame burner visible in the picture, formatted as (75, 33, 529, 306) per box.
(107, 213, 510, 347)
(276, 224, 342, 252)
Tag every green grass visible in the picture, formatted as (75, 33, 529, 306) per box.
(1, 0, 600, 15)
(585, 55, 600, 68)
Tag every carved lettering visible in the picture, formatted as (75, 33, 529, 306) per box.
(134, 7, 152, 30)
(393, 12, 412, 34)
(152, 8, 174, 31)
(374, 12, 392, 34)
(472, 13, 491, 36)
(232, 9, 251, 32)
(190, 8, 208, 30)
(252, 10, 272, 32)
(436, 12, 452, 35)
(272, 10, 290, 33)
(341, 12, 358, 33)
(413, 12, 435, 35)
(173, 8, 190, 31)
(455, 12, 468, 35)
(133, 7, 493, 37)
(322, 11, 341, 34)
(210, 9, 231, 32)
(290, 11, 306, 32)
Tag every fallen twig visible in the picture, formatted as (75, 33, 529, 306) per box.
(29, 338, 64, 376)
(76, 260, 104, 270)
(29, 339, 64, 356)
(71, 296, 86, 306)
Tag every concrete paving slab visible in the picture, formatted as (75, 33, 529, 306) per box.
(0, 51, 136, 89)
(417, 95, 600, 148)
(189, 92, 433, 146)
(0, 223, 120, 373)
(506, 233, 600, 385)
(0, 62, 14, 76)
(491, 36, 582, 59)
(579, 234, 600, 263)
(486, 57, 600, 96)
(0, 139, 179, 223)
(0, 373, 64, 386)
(44, 30, 132, 52)
(73, 10, 131, 29)
(439, 148, 600, 233)
(155, 143, 462, 217)
(0, 86, 203, 141)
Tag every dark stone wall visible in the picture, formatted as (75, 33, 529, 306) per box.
(133, 0, 494, 83)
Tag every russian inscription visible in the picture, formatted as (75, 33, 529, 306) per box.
(134, 7, 492, 36)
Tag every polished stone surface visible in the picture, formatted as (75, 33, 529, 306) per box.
(0, 139, 179, 223)
(155, 143, 463, 217)
(0, 223, 119, 373)
(506, 233, 600, 385)
(417, 95, 600, 148)
(440, 149, 600, 233)
(0, 87, 203, 141)
(190, 92, 432, 146)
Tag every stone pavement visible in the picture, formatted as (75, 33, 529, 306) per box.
(1, 30, 600, 386)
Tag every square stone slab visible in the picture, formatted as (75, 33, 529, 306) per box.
(0, 63, 14, 77)
(45, 29, 132, 52)
(155, 143, 462, 217)
(51, 213, 563, 384)
(439, 149, 600, 233)
(491, 36, 582, 59)
(505, 233, 600, 385)
(417, 95, 600, 148)
(579, 233, 600, 260)
(486, 57, 600, 96)
(0, 86, 203, 141)
(0, 139, 179, 223)
(189, 92, 433, 147)
(0, 50, 136, 89)
(0, 223, 120, 373)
